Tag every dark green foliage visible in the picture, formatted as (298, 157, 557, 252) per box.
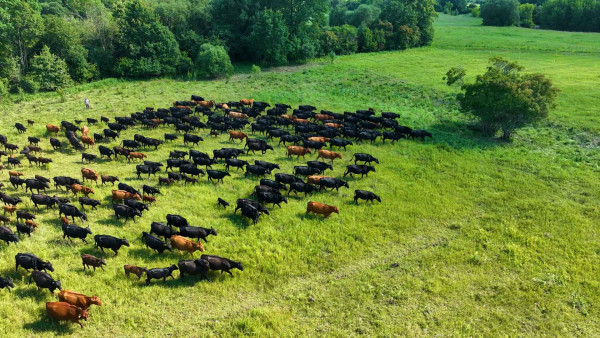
(357, 25, 378, 52)
(345, 4, 381, 27)
(195, 43, 234, 79)
(540, 0, 600, 32)
(380, 0, 438, 48)
(438, 0, 469, 13)
(250, 9, 289, 66)
(481, 0, 520, 26)
(330, 25, 358, 55)
(28, 45, 73, 91)
(519, 3, 535, 27)
(456, 57, 559, 139)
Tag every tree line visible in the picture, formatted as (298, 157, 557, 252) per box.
(0, 0, 437, 94)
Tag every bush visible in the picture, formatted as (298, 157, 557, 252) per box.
(357, 25, 378, 52)
(471, 6, 480, 17)
(250, 10, 289, 66)
(540, 0, 600, 32)
(330, 25, 358, 55)
(319, 31, 339, 55)
(287, 34, 318, 63)
(519, 4, 535, 27)
(250, 65, 261, 76)
(0, 79, 9, 101)
(19, 76, 40, 94)
(28, 46, 73, 91)
(481, 0, 520, 26)
(195, 43, 234, 79)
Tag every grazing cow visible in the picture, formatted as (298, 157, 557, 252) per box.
(354, 190, 381, 204)
(62, 224, 92, 243)
(229, 131, 248, 142)
(142, 232, 173, 254)
(111, 190, 141, 203)
(207, 170, 230, 183)
(46, 124, 61, 135)
(59, 203, 88, 223)
(286, 146, 311, 159)
(143, 185, 161, 195)
(260, 179, 287, 191)
(16, 222, 35, 237)
(166, 214, 188, 228)
(293, 166, 322, 176)
(288, 181, 317, 196)
(350, 153, 379, 164)
(178, 259, 210, 279)
(15, 253, 53, 275)
(93, 133, 104, 143)
(150, 222, 176, 241)
(201, 255, 243, 277)
(257, 191, 288, 207)
(344, 165, 376, 178)
(30, 270, 62, 293)
(81, 168, 99, 184)
(146, 265, 178, 284)
(58, 290, 103, 309)
(170, 235, 205, 255)
(0, 226, 18, 244)
(81, 254, 106, 271)
(316, 150, 342, 164)
(410, 129, 433, 141)
(79, 197, 101, 210)
(177, 226, 217, 243)
(50, 138, 62, 150)
(46, 302, 89, 328)
(0, 276, 14, 292)
(94, 235, 129, 255)
(113, 204, 142, 222)
(124, 265, 147, 279)
(28, 136, 40, 145)
(81, 136, 95, 148)
(101, 175, 119, 185)
(217, 197, 229, 208)
(306, 201, 339, 218)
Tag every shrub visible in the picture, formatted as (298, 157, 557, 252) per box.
(250, 9, 289, 66)
(471, 6, 480, 17)
(195, 43, 234, 79)
(519, 4, 535, 27)
(250, 65, 261, 76)
(481, 0, 520, 26)
(331, 25, 358, 55)
(28, 46, 73, 91)
(357, 25, 378, 52)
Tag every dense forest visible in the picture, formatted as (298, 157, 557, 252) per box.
(0, 0, 437, 93)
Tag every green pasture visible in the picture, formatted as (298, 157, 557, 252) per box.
(0, 14, 598, 336)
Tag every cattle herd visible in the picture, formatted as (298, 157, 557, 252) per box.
(0, 96, 432, 328)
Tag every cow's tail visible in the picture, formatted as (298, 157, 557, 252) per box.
(349, 153, 355, 162)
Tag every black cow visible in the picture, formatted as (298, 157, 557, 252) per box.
(170, 150, 187, 159)
(193, 156, 217, 168)
(16, 222, 35, 237)
(136, 165, 160, 178)
(344, 165, 376, 178)
(125, 199, 149, 213)
(217, 197, 229, 208)
(59, 203, 88, 223)
(150, 222, 176, 241)
(1, 194, 22, 206)
(317, 177, 350, 192)
(239, 203, 260, 224)
(164, 133, 178, 141)
(354, 190, 381, 204)
(307, 161, 333, 173)
(98, 145, 114, 160)
(225, 158, 248, 171)
(257, 192, 287, 208)
(328, 138, 353, 150)
(293, 166, 321, 176)
(0, 276, 14, 292)
(245, 165, 270, 177)
(146, 265, 178, 284)
(50, 138, 62, 150)
(15, 253, 54, 272)
(201, 255, 243, 277)
(7, 156, 20, 167)
(82, 153, 97, 163)
(144, 160, 163, 168)
(144, 138, 163, 149)
(108, 122, 126, 132)
(0, 226, 18, 245)
(180, 165, 205, 177)
(183, 133, 203, 146)
(30, 194, 60, 209)
(166, 159, 191, 171)
(350, 153, 379, 165)
(298, 105, 316, 111)
(382, 131, 406, 143)
(178, 259, 210, 279)
(254, 185, 281, 196)
(235, 199, 269, 215)
(207, 170, 230, 183)
(28, 136, 40, 145)
(25, 179, 49, 193)
(16, 210, 35, 222)
(260, 179, 286, 191)
(103, 129, 119, 140)
(87, 118, 98, 124)
(118, 183, 141, 197)
(410, 129, 433, 141)
(14, 123, 27, 133)
(53, 176, 81, 190)
(122, 140, 140, 149)
(254, 160, 280, 171)
(79, 197, 101, 210)
(246, 142, 274, 154)
(10, 176, 25, 189)
(189, 150, 209, 160)
(303, 140, 325, 150)
(142, 232, 173, 254)
(29, 270, 61, 293)
(94, 235, 129, 255)
(166, 214, 189, 228)
(275, 173, 303, 185)
(279, 134, 302, 145)
(143, 185, 161, 195)
(93, 133, 104, 143)
(177, 226, 217, 243)
(113, 205, 141, 222)
(62, 224, 92, 243)
(288, 182, 317, 196)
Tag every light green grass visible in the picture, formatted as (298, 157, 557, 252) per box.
(0, 14, 599, 336)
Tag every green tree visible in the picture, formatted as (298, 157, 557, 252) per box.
(331, 25, 358, 55)
(453, 57, 559, 139)
(380, 0, 437, 48)
(0, 0, 44, 72)
(481, 0, 520, 26)
(28, 45, 73, 91)
(345, 4, 381, 27)
(357, 25, 378, 52)
(195, 43, 234, 79)
(519, 3, 535, 27)
(250, 9, 289, 66)
(113, 0, 184, 78)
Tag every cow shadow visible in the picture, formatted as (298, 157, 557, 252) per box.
(223, 213, 251, 229)
(23, 316, 75, 334)
(13, 287, 51, 301)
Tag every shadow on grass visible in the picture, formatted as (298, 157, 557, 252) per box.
(23, 316, 76, 335)
(222, 213, 251, 230)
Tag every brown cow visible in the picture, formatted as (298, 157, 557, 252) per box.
(61, 217, 70, 225)
(198, 100, 215, 108)
(240, 99, 253, 106)
(101, 175, 119, 185)
(81, 254, 106, 271)
(307, 175, 333, 185)
(58, 290, 103, 309)
(324, 122, 344, 129)
(81, 168, 98, 184)
(8, 171, 23, 177)
(46, 302, 89, 328)
(26, 220, 38, 228)
(142, 195, 156, 204)
(314, 114, 333, 121)
(281, 114, 295, 121)
(127, 152, 147, 162)
(111, 190, 141, 203)
(170, 235, 205, 256)
(286, 146, 312, 159)
(81, 126, 89, 136)
(3, 205, 17, 215)
(316, 150, 342, 164)
(46, 124, 61, 135)
(229, 131, 248, 142)
(81, 136, 94, 148)
(293, 118, 310, 124)
(67, 184, 94, 197)
(308, 137, 329, 143)
(228, 112, 248, 119)
(124, 265, 148, 279)
(306, 201, 339, 218)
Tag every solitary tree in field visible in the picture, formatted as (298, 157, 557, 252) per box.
(446, 57, 559, 139)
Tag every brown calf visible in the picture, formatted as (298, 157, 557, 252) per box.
(46, 302, 89, 328)
(58, 290, 103, 309)
(306, 201, 339, 218)
(170, 235, 205, 256)
(229, 131, 248, 142)
(286, 146, 312, 159)
(124, 265, 147, 279)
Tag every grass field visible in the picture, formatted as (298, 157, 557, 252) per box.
(0, 14, 599, 336)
